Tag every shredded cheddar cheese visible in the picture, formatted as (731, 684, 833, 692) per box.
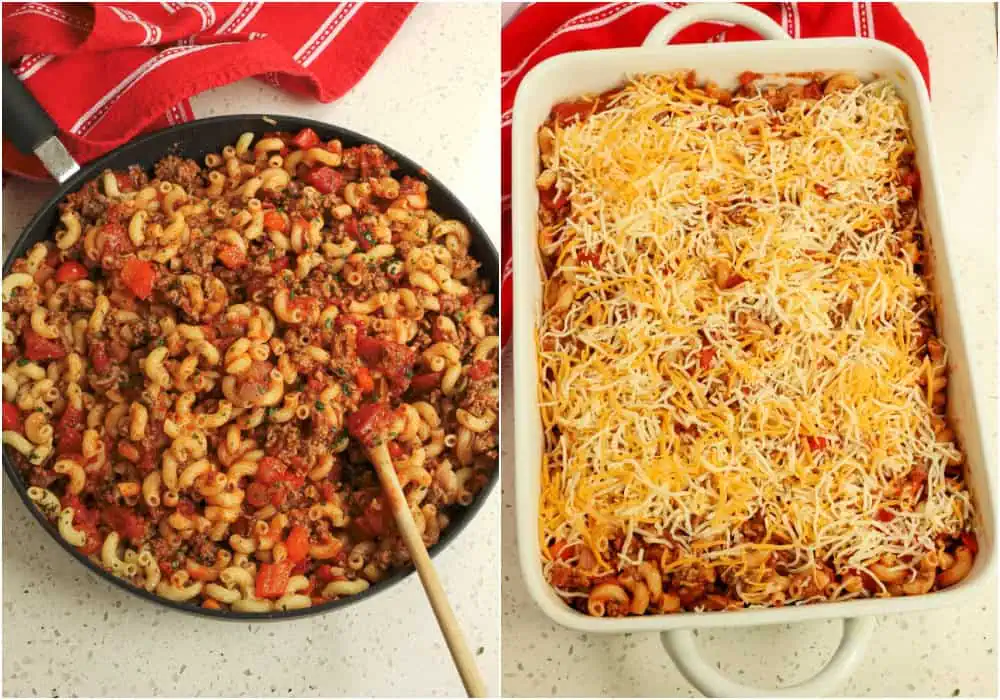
(537, 73, 974, 607)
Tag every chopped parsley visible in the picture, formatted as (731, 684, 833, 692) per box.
(266, 407, 277, 419)
(341, 382, 352, 395)
(17, 359, 28, 367)
(325, 317, 334, 330)
(315, 401, 325, 411)
(455, 311, 465, 321)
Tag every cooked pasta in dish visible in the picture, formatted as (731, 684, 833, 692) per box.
(534, 71, 977, 616)
(2, 128, 498, 611)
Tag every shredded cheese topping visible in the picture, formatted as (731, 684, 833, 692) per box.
(537, 73, 973, 604)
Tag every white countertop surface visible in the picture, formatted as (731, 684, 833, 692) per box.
(2, 4, 500, 697)
(500, 3, 997, 697)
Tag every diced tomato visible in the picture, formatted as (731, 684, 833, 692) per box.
(387, 440, 404, 460)
(2, 402, 23, 433)
(538, 187, 568, 213)
(120, 258, 156, 300)
(806, 436, 828, 451)
(285, 525, 310, 563)
(291, 127, 321, 149)
(176, 499, 195, 516)
(550, 539, 576, 562)
(114, 172, 133, 192)
(722, 274, 747, 290)
(699, 347, 716, 371)
(343, 218, 375, 252)
(202, 599, 222, 610)
(353, 496, 393, 538)
(345, 403, 392, 448)
(802, 82, 823, 100)
(738, 71, 761, 86)
(313, 481, 335, 506)
(255, 560, 294, 599)
(59, 495, 100, 554)
(306, 376, 324, 393)
(286, 471, 306, 489)
(552, 98, 598, 126)
(577, 248, 601, 266)
(23, 328, 66, 361)
(263, 211, 287, 232)
(55, 405, 84, 456)
(291, 559, 310, 577)
(356, 335, 383, 362)
(89, 340, 112, 374)
(902, 169, 921, 198)
(909, 467, 928, 488)
(875, 508, 895, 522)
(460, 293, 475, 309)
(101, 505, 145, 543)
(409, 371, 442, 393)
(814, 183, 829, 198)
(100, 222, 134, 256)
(270, 486, 287, 507)
(304, 166, 342, 194)
(961, 532, 978, 555)
(54, 261, 88, 283)
(315, 564, 335, 582)
(468, 360, 491, 381)
(256, 457, 286, 485)
(217, 245, 248, 270)
(246, 482, 270, 507)
(355, 366, 374, 394)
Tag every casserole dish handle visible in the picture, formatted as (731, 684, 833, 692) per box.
(661, 616, 875, 697)
(642, 3, 791, 47)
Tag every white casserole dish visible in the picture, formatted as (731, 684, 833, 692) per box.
(510, 4, 996, 696)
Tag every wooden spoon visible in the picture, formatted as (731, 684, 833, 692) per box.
(367, 442, 488, 697)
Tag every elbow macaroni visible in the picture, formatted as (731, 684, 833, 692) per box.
(2, 128, 498, 613)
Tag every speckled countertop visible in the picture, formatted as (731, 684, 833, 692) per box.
(501, 3, 997, 697)
(2, 4, 500, 697)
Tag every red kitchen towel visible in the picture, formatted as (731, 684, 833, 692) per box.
(2, 2, 415, 179)
(499, 2, 930, 347)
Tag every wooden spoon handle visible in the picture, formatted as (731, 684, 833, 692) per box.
(368, 443, 488, 697)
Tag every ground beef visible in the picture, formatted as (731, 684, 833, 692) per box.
(62, 179, 107, 221)
(188, 534, 218, 565)
(154, 155, 202, 190)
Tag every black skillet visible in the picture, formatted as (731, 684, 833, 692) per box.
(1, 65, 499, 620)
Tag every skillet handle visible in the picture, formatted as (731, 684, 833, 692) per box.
(642, 3, 791, 46)
(3, 63, 79, 182)
(661, 616, 875, 697)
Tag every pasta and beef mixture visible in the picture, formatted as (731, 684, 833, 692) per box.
(2, 128, 498, 612)
(535, 71, 977, 617)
